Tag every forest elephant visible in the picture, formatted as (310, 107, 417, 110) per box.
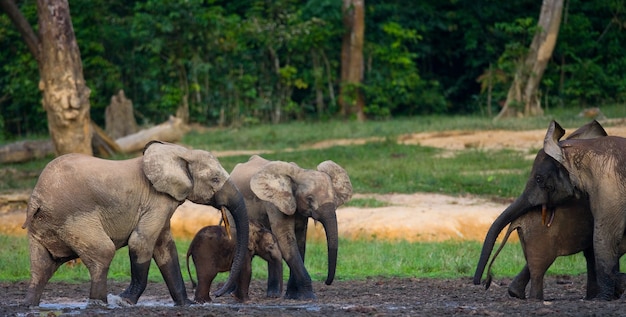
(186, 221, 283, 303)
(542, 119, 626, 300)
(481, 201, 626, 300)
(473, 120, 615, 299)
(227, 155, 353, 300)
(21, 141, 249, 307)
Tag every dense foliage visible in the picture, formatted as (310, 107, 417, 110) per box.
(1, 0, 624, 138)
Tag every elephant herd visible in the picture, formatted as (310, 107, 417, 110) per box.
(19, 119, 626, 307)
(20, 140, 352, 306)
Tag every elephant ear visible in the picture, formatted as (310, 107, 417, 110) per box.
(566, 120, 607, 140)
(543, 120, 566, 164)
(250, 161, 298, 215)
(142, 140, 192, 201)
(317, 160, 353, 206)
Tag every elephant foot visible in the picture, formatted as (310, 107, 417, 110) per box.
(267, 290, 282, 298)
(507, 287, 526, 299)
(193, 296, 211, 304)
(87, 298, 109, 308)
(284, 290, 316, 300)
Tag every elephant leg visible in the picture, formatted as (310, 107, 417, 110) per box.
(527, 259, 550, 300)
(258, 252, 283, 298)
(591, 216, 624, 300)
(23, 239, 63, 306)
(152, 230, 191, 306)
(119, 230, 157, 304)
(270, 214, 314, 300)
(285, 216, 315, 300)
(68, 229, 116, 305)
(583, 248, 599, 300)
(192, 253, 218, 304)
(508, 265, 530, 299)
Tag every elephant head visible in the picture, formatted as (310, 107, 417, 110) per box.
(250, 158, 353, 286)
(473, 120, 607, 285)
(142, 141, 249, 298)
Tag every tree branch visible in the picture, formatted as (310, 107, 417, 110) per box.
(0, 0, 40, 61)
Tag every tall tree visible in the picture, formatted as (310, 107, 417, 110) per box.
(1, 0, 92, 155)
(496, 0, 564, 119)
(340, 0, 365, 121)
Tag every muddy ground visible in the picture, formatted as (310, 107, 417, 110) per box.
(2, 276, 625, 316)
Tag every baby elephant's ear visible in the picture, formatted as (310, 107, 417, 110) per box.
(250, 161, 298, 215)
(317, 160, 353, 206)
(143, 141, 192, 201)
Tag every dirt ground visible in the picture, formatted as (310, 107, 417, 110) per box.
(3, 121, 626, 316)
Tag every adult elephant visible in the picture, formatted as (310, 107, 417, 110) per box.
(473, 120, 608, 297)
(22, 141, 249, 307)
(227, 155, 352, 300)
(543, 120, 626, 300)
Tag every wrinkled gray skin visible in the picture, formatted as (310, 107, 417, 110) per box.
(482, 201, 626, 300)
(543, 120, 626, 300)
(473, 120, 610, 299)
(22, 141, 249, 307)
(186, 222, 283, 303)
(228, 155, 353, 300)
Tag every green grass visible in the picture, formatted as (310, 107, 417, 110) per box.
(3, 106, 626, 284)
(1, 234, 599, 283)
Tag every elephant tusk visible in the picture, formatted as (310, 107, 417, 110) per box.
(546, 208, 556, 228)
(541, 204, 547, 226)
(221, 206, 232, 240)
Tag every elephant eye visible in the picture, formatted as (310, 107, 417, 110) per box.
(212, 177, 220, 184)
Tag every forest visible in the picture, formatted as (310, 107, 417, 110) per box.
(0, 0, 624, 139)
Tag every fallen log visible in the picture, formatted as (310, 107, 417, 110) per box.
(0, 116, 189, 163)
(116, 116, 189, 153)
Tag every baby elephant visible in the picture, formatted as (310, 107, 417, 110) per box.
(485, 199, 626, 300)
(186, 221, 283, 303)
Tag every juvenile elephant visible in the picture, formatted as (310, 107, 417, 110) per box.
(542, 120, 626, 300)
(482, 200, 626, 300)
(226, 155, 353, 300)
(186, 221, 283, 303)
(473, 120, 610, 299)
(21, 141, 249, 307)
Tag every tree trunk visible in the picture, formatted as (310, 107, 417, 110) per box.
(340, 0, 366, 121)
(105, 90, 138, 139)
(495, 0, 563, 120)
(37, 0, 93, 155)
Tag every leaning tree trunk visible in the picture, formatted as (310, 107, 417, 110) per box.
(339, 0, 366, 121)
(495, 0, 564, 120)
(38, 0, 93, 155)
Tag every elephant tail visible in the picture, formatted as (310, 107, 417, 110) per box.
(186, 247, 197, 289)
(22, 195, 40, 229)
(484, 224, 519, 290)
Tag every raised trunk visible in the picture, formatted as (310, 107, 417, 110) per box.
(473, 196, 532, 285)
(212, 180, 250, 298)
(320, 206, 339, 285)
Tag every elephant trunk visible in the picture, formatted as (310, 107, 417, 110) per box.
(319, 203, 339, 285)
(473, 195, 532, 285)
(212, 179, 250, 298)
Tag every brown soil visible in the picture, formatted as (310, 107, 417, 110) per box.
(3, 122, 626, 316)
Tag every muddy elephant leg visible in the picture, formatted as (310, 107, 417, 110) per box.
(152, 230, 191, 306)
(258, 252, 283, 298)
(192, 254, 218, 304)
(592, 216, 624, 300)
(527, 260, 550, 300)
(284, 215, 315, 300)
(272, 215, 314, 300)
(508, 265, 530, 299)
(583, 248, 599, 299)
(23, 239, 63, 306)
(119, 230, 157, 304)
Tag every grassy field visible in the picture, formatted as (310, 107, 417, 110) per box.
(2, 106, 624, 284)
